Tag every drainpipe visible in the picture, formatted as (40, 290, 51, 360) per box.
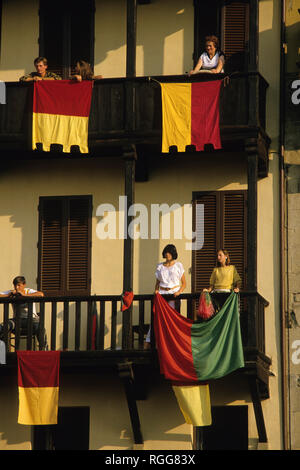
(279, 0, 289, 451)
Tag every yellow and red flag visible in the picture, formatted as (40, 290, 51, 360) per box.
(160, 80, 222, 153)
(32, 80, 93, 153)
(17, 351, 60, 425)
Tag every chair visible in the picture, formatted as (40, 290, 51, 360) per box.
(9, 322, 48, 351)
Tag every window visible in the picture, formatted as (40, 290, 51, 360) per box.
(33, 407, 90, 450)
(39, 0, 95, 78)
(192, 191, 247, 292)
(221, 1, 249, 73)
(195, 406, 248, 450)
(38, 196, 92, 296)
(193, 0, 250, 73)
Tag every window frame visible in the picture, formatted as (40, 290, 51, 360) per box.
(193, 0, 251, 73)
(191, 190, 247, 293)
(38, 0, 95, 79)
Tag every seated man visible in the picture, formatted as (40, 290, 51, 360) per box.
(19, 56, 61, 82)
(0, 276, 44, 342)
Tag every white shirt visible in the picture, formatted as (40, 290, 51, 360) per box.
(200, 51, 224, 72)
(1, 288, 38, 318)
(155, 262, 184, 289)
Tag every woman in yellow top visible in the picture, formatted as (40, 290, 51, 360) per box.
(204, 249, 241, 312)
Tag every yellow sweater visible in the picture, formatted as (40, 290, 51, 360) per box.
(209, 265, 241, 290)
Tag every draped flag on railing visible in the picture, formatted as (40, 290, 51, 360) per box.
(160, 80, 222, 153)
(32, 80, 93, 153)
(121, 291, 134, 311)
(17, 351, 60, 425)
(153, 291, 244, 426)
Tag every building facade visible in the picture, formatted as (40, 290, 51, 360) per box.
(0, 0, 288, 450)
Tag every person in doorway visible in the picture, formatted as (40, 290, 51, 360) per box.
(19, 57, 61, 82)
(189, 35, 225, 75)
(204, 249, 241, 312)
(144, 244, 186, 349)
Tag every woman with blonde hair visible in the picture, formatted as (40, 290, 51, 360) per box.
(204, 249, 241, 311)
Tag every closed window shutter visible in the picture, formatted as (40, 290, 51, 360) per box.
(39, 198, 64, 295)
(192, 191, 247, 292)
(67, 198, 91, 295)
(39, 196, 92, 296)
(221, 2, 249, 72)
(192, 193, 218, 292)
(223, 192, 247, 289)
(39, 1, 95, 79)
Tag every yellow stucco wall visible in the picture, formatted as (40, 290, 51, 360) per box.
(0, 0, 283, 451)
(0, 0, 39, 82)
(285, 0, 300, 73)
(0, 151, 281, 448)
(0, 0, 194, 81)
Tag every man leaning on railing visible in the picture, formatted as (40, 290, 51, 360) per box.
(0, 276, 44, 340)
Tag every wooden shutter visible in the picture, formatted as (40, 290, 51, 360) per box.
(192, 193, 218, 292)
(38, 196, 92, 296)
(39, 198, 64, 294)
(67, 198, 91, 294)
(192, 191, 247, 292)
(39, 1, 95, 79)
(221, 1, 249, 72)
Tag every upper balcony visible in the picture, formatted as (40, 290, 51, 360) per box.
(0, 72, 270, 176)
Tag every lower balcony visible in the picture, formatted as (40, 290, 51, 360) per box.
(0, 291, 271, 390)
(0, 291, 271, 444)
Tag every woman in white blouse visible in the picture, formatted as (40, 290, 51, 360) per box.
(189, 35, 225, 75)
(145, 244, 186, 348)
(154, 244, 186, 302)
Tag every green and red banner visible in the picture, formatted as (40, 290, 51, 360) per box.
(153, 291, 244, 383)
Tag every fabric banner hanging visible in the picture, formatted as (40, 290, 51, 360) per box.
(32, 80, 93, 153)
(153, 291, 244, 383)
(153, 292, 244, 426)
(160, 80, 222, 153)
(17, 351, 60, 425)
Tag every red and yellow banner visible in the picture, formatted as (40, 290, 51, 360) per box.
(17, 351, 60, 425)
(32, 80, 93, 153)
(160, 80, 222, 153)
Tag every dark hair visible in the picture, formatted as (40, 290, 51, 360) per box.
(205, 35, 219, 49)
(34, 57, 48, 66)
(216, 249, 230, 266)
(162, 244, 178, 260)
(13, 276, 26, 286)
(75, 60, 94, 80)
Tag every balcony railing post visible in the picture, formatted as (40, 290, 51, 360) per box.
(63, 301, 69, 351)
(2, 304, 9, 351)
(14, 303, 21, 351)
(38, 301, 45, 351)
(50, 301, 57, 351)
(26, 303, 33, 351)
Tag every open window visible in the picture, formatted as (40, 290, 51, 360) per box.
(39, 0, 95, 78)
